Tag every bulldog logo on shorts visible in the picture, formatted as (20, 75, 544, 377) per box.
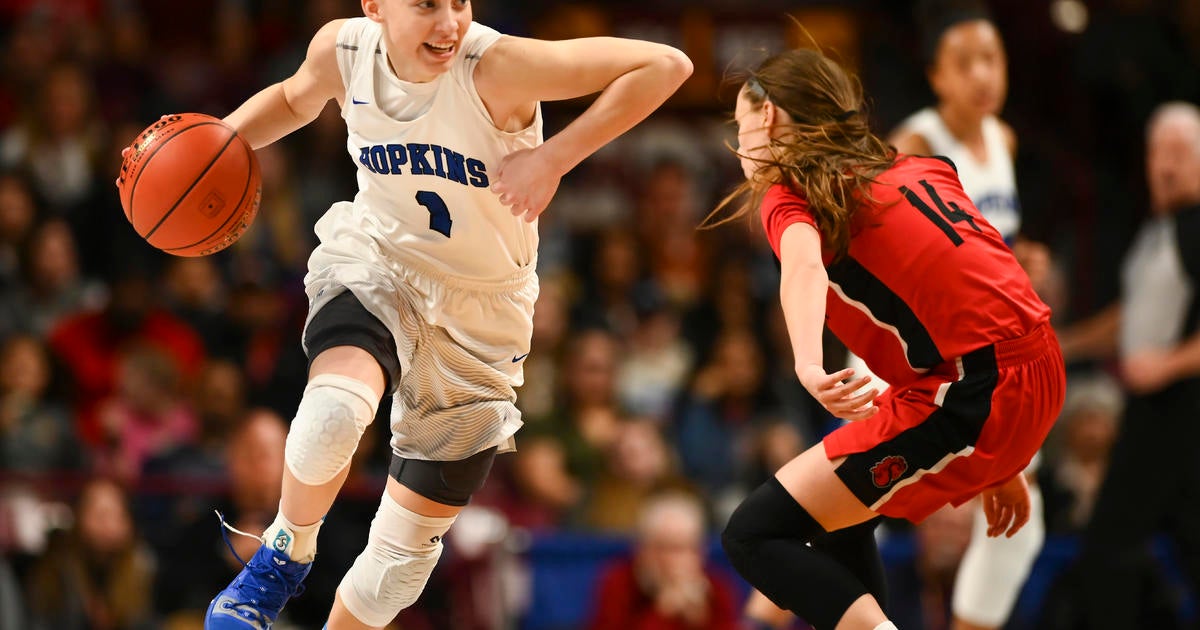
(870, 455, 909, 488)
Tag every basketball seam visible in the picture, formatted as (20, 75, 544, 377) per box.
(143, 126, 239, 240)
(127, 121, 225, 225)
(163, 137, 256, 252)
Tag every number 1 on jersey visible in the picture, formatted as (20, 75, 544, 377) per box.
(416, 190, 452, 237)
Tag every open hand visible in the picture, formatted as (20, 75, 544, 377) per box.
(797, 365, 879, 421)
(982, 473, 1031, 538)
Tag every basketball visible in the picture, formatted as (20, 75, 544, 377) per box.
(117, 113, 261, 257)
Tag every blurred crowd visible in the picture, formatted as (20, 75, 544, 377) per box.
(0, 0, 1198, 629)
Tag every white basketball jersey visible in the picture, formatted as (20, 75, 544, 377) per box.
(899, 107, 1020, 242)
(326, 18, 542, 281)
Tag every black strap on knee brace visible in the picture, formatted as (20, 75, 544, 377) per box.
(389, 447, 498, 507)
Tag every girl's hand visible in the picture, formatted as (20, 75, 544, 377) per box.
(982, 473, 1031, 538)
(797, 364, 879, 421)
(491, 147, 564, 222)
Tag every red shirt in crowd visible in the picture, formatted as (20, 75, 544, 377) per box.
(589, 558, 740, 630)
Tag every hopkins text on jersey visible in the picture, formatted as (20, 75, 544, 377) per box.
(358, 143, 489, 188)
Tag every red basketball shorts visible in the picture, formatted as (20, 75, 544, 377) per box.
(824, 324, 1065, 523)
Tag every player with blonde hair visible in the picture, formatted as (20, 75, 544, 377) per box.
(188, 1, 691, 628)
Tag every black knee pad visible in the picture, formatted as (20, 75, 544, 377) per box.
(388, 447, 498, 507)
(721, 478, 875, 630)
(722, 477, 826, 570)
(723, 477, 826, 544)
(813, 519, 887, 609)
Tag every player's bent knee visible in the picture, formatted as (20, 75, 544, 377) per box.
(338, 492, 457, 626)
(285, 374, 379, 485)
(722, 478, 826, 573)
(389, 447, 498, 507)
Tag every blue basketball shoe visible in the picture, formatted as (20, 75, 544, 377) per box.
(204, 513, 312, 629)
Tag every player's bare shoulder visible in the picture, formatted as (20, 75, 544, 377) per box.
(470, 35, 538, 132)
(305, 19, 348, 75)
(283, 19, 348, 110)
(890, 129, 933, 156)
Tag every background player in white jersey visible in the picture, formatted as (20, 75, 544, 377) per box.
(893, 2, 1044, 629)
(197, 1, 692, 628)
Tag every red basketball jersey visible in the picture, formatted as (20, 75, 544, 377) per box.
(761, 155, 1050, 389)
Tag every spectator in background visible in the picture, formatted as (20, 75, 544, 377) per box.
(540, 328, 627, 487)
(145, 359, 247, 484)
(161, 257, 235, 360)
(1057, 102, 1200, 630)
(227, 144, 309, 284)
(674, 328, 777, 501)
(515, 272, 574, 420)
(741, 419, 807, 492)
(95, 345, 198, 483)
(223, 280, 308, 417)
(291, 103, 360, 235)
(476, 428, 582, 532)
(616, 290, 694, 421)
(583, 419, 697, 534)
(0, 333, 80, 474)
(0, 218, 106, 336)
(572, 228, 649, 338)
(91, 5, 159, 123)
(24, 478, 156, 630)
(0, 170, 40, 293)
(139, 359, 249, 552)
(1037, 373, 1122, 535)
(0, 60, 103, 215)
(48, 262, 205, 447)
(187, 360, 248, 466)
(634, 159, 709, 307)
(155, 409, 288, 623)
(0, 13, 59, 129)
(589, 491, 738, 630)
(683, 256, 763, 359)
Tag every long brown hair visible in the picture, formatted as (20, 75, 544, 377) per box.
(705, 48, 896, 257)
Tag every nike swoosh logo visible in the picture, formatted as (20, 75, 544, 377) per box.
(351, 97, 369, 105)
(512, 352, 530, 363)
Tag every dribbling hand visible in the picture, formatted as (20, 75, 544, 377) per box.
(797, 364, 879, 422)
(491, 147, 563, 222)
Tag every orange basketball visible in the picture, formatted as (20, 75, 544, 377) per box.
(117, 113, 261, 257)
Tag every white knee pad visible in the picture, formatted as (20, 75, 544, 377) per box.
(952, 485, 1045, 627)
(285, 374, 379, 486)
(338, 491, 457, 627)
